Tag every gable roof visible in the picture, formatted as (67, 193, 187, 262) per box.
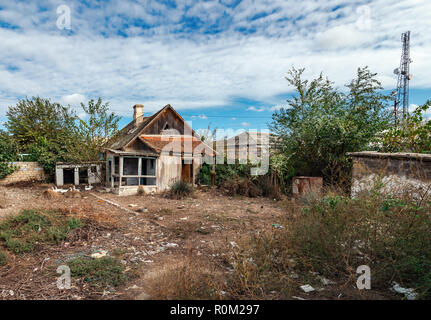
(107, 104, 208, 154)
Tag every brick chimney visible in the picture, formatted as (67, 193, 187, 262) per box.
(133, 104, 144, 125)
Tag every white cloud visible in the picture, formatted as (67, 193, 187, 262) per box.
(247, 106, 266, 112)
(61, 93, 86, 106)
(241, 121, 251, 127)
(0, 0, 430, 118)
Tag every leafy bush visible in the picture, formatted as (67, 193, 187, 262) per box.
(288, 193, 431, 298)
(0, 209, 83, 253)
(27, 137, 67, 176)
(68, 256, 127, 288)
(0, 130, 19, 179)
(168, 180, 194, 199)
(270, 67, 391, 188)
(381, 100, 431, 153)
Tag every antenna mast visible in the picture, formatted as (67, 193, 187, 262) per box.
(392, 31, 412, 126)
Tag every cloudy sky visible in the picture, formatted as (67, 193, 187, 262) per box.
(0, 0, 430, 133)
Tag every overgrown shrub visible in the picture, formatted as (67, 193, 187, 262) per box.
(270, 67, 391, 189)
(381, 100, 431, 153)
(0, 130, 19, 179)
(168, 180, 194, 199)
(226, 189, 431, 299)
(221, 176, 262, 198)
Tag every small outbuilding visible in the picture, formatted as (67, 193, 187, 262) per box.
(105, 104, 215, 195)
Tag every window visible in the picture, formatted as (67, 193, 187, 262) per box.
(142, 158, 156, 176)
(114, 157, 119, 174)
(120, 157, 157, 187)
(141, 158, 156, 186)
(123, 157, 139, 175)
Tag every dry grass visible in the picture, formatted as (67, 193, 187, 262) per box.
(143, 255, 224, 300)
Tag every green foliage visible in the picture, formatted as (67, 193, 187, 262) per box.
(168, 180, 194, 199)
(68, 256, 127, 288)
(27, 136, 67, 176)
(6, 97, 76, 149)
(4, 97, 120, 178)
(67, 98, 121, 162)
(0, 130, 19, 179)
(198, 163, 212, 185)
(381, 100, 431, 153)
(287, 193, 431, 298)
(270, 67, 391, 187)
(0, 209, 83, 253)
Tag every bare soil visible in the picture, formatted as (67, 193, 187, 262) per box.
(0, 184, 397, 300)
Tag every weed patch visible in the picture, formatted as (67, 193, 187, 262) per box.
(167, 180, 194, 199)
(0, 209, 83, 253)
(68, 256, 127, 289)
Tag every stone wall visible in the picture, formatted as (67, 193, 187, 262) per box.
(348, 152, 431, 198)
(0, 162, 47, 185)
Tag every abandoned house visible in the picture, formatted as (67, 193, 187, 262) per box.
(105, 104, 215, 195)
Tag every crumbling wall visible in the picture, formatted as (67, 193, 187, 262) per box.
(0, 162, 47, 185)
(349, 152, 431, 198)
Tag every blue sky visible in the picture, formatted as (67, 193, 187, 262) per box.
(0, 0, 431, 136)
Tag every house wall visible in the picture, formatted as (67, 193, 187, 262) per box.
(158, 154, 182, 191)
(349, 152, 431, 199)
(0, 162, 47, 185)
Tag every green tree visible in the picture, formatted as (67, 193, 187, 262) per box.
(0, 130, 19, 179)
(270, 66, 391, 187)
(381, 100, 431, 153)
(66, 98, 121, 162)
(5, 97, 76, 149)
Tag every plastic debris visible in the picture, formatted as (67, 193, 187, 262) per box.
(272, 223, 283, 229)
(300, 284, 315, 293)
(91, 250, 108, 259)
(163, 243, 178, 248)
(392, 282, 418, 300)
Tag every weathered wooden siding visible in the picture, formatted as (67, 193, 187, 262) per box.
(143, 108, 191, 135)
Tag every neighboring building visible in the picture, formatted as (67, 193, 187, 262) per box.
(105, 104, 215, 195)
(216, 131, 278, 162)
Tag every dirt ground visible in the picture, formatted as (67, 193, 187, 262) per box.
(0, 183, 398, 300)
(0, 183, 286, 300)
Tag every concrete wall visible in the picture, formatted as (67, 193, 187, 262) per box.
(349, 152, 431, 198)
(0, 162, 47, 185)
